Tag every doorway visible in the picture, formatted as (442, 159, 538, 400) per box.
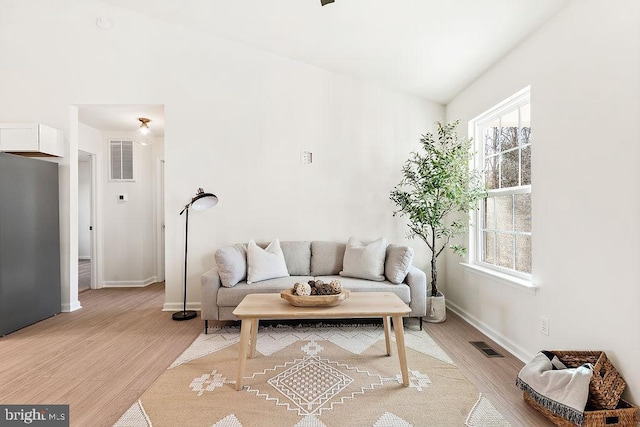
(76, 104, 165, 291)
(78, 150, 94, 292)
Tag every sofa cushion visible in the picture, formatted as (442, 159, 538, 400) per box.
(215, 244, 247, 288)
(247, 239, 290, 284)
(217, 276, 314, 307)
(322, 275, 411, 304)
(385, 244, 415, 284)
(310, 241, 346, 276)
(339, 237, 387, 281)
(280, 241, 311, 276)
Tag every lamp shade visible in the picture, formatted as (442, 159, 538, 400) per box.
(190, 188, 218, 211)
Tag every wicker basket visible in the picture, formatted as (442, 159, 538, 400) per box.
(552, 351, 626, 409)
(524, 392, 638, 426)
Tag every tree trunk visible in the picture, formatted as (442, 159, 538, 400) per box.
(430, 226, 438, 296)
(430, 256, 438, 297)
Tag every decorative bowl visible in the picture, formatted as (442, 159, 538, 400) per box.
(280, 289, 350, 307)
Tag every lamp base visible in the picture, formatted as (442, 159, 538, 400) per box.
(172, 310, 197, 321)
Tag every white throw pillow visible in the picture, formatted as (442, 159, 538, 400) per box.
(246, 239, 290, 284)
(340, 237, 387, 281)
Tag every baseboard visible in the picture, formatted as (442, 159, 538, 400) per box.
(61, 300, 82, 312)
(446, 299, 533, 363)
(103, 277, 157, 288)
(162, 302, 201, 312)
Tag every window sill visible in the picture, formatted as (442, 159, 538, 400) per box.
(460, 263, 538, 295)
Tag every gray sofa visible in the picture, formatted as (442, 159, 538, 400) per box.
(200, 240, 427, 332)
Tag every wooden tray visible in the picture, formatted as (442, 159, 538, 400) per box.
(280, 289, 350, 307)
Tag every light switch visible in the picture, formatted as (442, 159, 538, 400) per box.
(118, 194, 128, 202)
(300, 151, 313, 165)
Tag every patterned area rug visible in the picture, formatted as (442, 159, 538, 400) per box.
(114, 324, 510, 426)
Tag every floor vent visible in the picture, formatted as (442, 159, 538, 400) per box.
(470, 341, 504, 358)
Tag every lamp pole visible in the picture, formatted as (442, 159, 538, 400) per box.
(174, 204, 196, 320)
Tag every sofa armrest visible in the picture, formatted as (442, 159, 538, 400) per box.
(201, 267, 221, 321)
(405, 266, 427, 317)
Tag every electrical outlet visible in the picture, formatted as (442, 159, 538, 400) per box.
(540, 316, 549, 336)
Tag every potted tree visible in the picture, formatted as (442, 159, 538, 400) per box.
(390, 120, 486, 323)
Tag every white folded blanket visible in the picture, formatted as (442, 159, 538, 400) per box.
(516, 350, 593, 425)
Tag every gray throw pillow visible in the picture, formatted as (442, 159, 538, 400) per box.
(385, 244, 414, 284)
(215, 244, 247, 288)
(339, 237, 387, 281)
(310, 241, 346, 276)
(280, 241, 311, 276)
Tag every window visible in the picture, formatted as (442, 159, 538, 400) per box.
(470, 87, 531, 280)
(109, 140, 134, 181)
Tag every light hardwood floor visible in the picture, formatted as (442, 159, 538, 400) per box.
(78, 259, 91, 293)
(425, 314, 552, 426)
(0, 284, 551, 426)
(0, 283, 201, 427)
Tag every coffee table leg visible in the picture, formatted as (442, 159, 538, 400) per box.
(392, 315, 409, 387)
(236, 318, 252, 391)
(383, 316, 392, 356)
(249, 318, 259, 358)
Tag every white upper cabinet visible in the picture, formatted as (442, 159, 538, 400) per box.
(0, 123, 64, 157)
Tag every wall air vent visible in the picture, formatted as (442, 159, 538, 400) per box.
(109, 140, 134, 181)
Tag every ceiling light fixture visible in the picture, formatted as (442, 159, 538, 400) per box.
(136, 117, 153, 146)
(137, 117, 152, 135)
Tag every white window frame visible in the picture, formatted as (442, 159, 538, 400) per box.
(109, 139, 135, 182)
(467, 87, 532, 285)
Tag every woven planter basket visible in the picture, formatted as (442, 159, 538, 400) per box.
(552, 351, 626, 410)
(524, 392, 638, 427)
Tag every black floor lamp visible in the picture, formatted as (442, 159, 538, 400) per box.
(173, 188, 219, 321)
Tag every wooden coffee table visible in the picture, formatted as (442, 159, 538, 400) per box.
(232, 292, 411, 390)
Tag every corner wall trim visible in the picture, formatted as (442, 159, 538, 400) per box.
(61, 301, 82, 312)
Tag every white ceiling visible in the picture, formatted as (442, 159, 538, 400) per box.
(103, 0, 571, 104)
(78, 104, 165, 137)
(80, 0, 571, 134)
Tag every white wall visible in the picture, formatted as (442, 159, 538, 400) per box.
(446, 0, 640, 403)
(101, 132, 157, 286)
(0, 2, 442, 315)
(78, 159, 91, 259)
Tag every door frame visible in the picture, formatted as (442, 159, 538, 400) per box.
(156, 158, 165, 282)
